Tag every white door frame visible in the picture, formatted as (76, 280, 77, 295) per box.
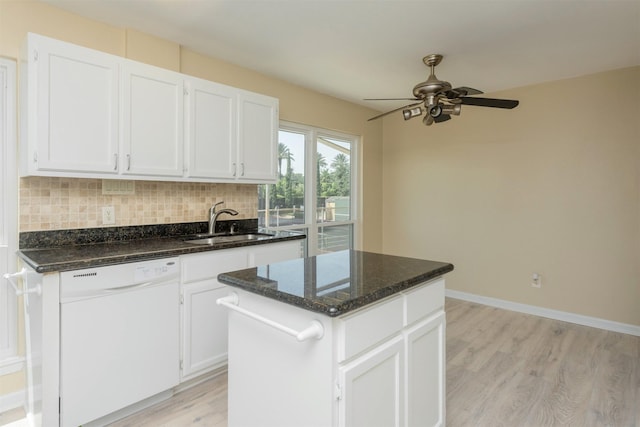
(0, 56, 20, 370)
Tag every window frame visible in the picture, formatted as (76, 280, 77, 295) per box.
(260, 121, 361, 256)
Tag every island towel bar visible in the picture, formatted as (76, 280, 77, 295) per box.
(217, 293, 324, 342)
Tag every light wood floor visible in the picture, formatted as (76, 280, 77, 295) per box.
(3, 298, 638, 426)
(445, 298, 639, 426)
(112, 298, 639, 427)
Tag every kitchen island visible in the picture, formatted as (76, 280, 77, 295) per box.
(217, 250, 454, 427)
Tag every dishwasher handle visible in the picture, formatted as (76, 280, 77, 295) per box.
(102, 278, 172, 293)
(217, 293, 324, 342)
(60, 275, 179, 302)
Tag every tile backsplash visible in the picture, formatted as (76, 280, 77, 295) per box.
(19, 177, 258, 232)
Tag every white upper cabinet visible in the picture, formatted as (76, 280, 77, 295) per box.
(237, 91, 278, 182)
(20, 33, 278, 183)
(184, 77, 236, 180)
(21, 33, 119, 176)
(121, 61, 184, 177)
(184, 80, 278, 183)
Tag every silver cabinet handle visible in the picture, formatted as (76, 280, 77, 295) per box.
(241, 163, 245, 177)
(232, 163, 237, 177)
(126, 154, 131, 171)
(113, 154, 118, 170)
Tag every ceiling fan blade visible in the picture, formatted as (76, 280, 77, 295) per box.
(364, 98, 421, 101)
(459, 97, 519, 109)
(456, 86, 483, 96)
(367, 101, 423, 121)
(433, 114, 451, 123)
(445, 86, 484, 98)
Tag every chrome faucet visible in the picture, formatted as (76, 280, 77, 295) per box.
(208, 201, 239, 234)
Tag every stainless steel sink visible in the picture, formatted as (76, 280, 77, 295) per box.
(184, 233, 276, 245)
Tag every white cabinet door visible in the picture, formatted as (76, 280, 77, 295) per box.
(185, 78, 236, 180)
(405, 312, 446, 427)
(237, 91, 278, 182)
(182, 282, 230, 379)
(180, 248, 248, 380)
(180, 242, 302, 381)
(338, 335, 405, 427)
(121, 61, 184, 177)
(25, 34, 119, 174)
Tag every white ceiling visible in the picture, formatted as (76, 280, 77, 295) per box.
(43, 0, 640, 113)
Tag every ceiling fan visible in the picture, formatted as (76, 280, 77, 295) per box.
(366, 54, 519, 126)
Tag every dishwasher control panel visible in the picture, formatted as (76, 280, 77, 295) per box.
(134, 260, 178, 282)
(60, 258, 180, 301)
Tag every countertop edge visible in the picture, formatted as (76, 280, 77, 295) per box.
(218, 260, 454, 317)
(19, 232, 306, 274)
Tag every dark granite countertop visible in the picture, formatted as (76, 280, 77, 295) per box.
(18, 220, 305, 273)
(217, 250, 454, 317)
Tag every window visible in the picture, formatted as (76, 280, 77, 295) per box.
(259, 122, 359, 256)
(1, 57, 19, 370)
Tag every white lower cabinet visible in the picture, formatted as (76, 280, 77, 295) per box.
(338, 336, 405, 427)
(226, 277, 446, 427)
(180, 240, 302, 381)
(337, 285, 445, 427)
(180, 248, 248, 380)
(406, 312, 446, 427)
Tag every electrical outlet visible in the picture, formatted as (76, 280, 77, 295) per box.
(102, 206, 116, 225)
(531, 272, 541, 288)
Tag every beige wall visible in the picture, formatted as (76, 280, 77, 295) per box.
(0, 0, 383, 399)
(382, 66, 640, 326)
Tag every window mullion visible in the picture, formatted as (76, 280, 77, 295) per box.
(305, 129, 318, 255)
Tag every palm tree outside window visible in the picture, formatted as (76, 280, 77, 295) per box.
(258, 122, 359, 256)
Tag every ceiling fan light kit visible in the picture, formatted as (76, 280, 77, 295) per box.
(402, 106, 423, 120)
(367, 54, 519, 126)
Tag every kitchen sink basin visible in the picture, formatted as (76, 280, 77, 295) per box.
(184, 233, 276, 245)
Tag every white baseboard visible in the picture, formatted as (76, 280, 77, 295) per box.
(1, 418, 29, 427)
(0, 369, 227, 426)
(83, 369, 226, 426)
(445, 289, 640, 337)
(0, 388, 25, 415)
(83, 389, 173, 427)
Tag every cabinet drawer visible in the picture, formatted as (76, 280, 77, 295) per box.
(181, 248, 248, 284)
(404, 278, 444, 326)
(337, 295, 403, 362)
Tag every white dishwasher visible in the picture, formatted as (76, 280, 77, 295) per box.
(59, 257, 180, 427)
